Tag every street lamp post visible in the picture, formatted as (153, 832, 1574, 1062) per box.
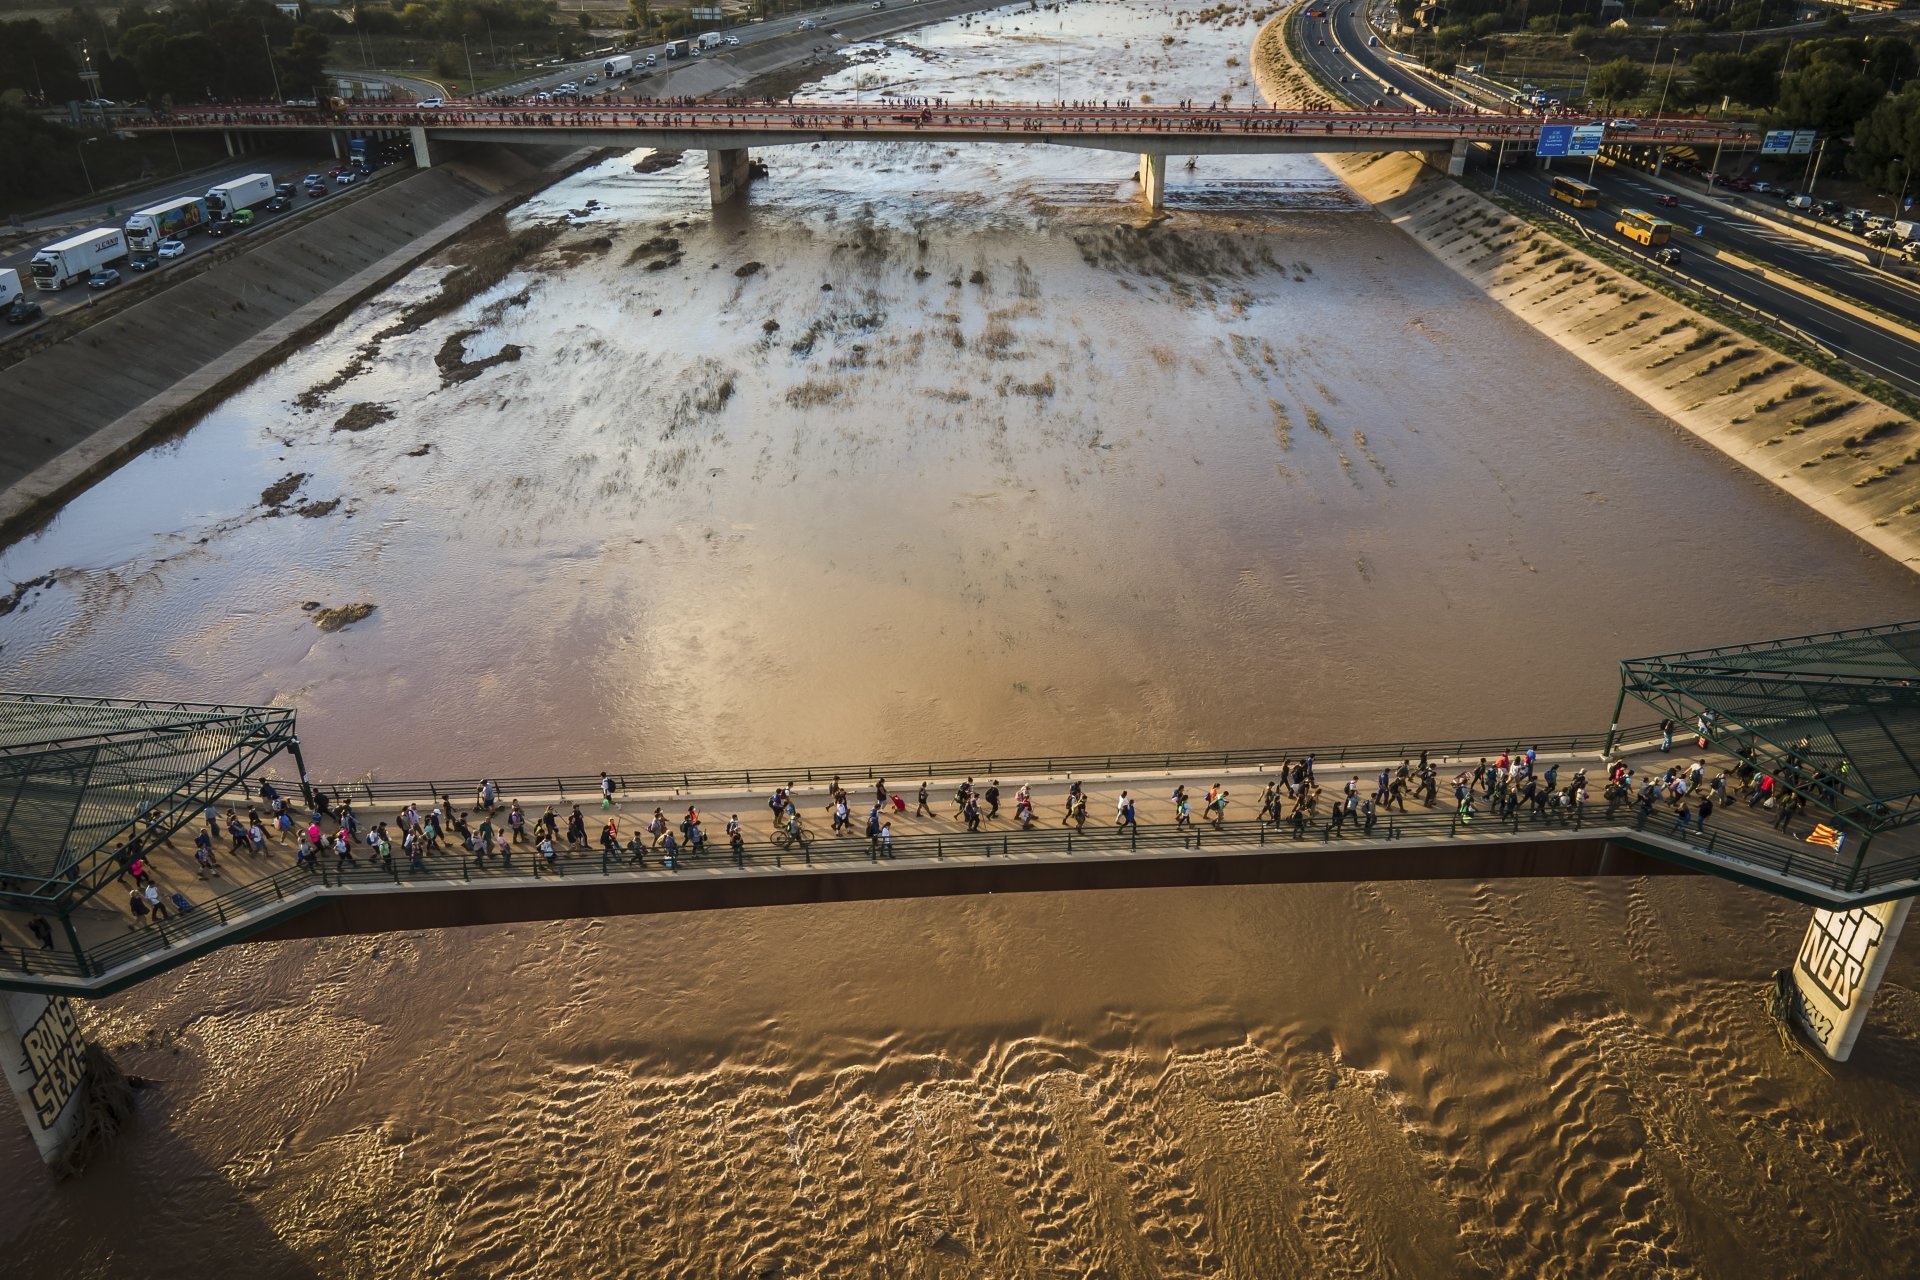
(1880, 158, 1911, 270)
(262, 24, 283, 101)
(1578, 53, 1591, 102)
(1655, 46, 1679, 120)
(75, 137, 96, 195)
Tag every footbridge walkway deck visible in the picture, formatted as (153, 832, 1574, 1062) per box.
(130, 102, 1759, 209)
(3, 726, 1908, 997)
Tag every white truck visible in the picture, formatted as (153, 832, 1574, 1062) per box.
(603, 54, 634, 77)
(29, 227, 127, 290)
(696, 31, 725, 51)
(0, 267, 21, 309)
(205, 172, 275, 216)
(1894, 219, 1919, 244)
(125, 195, 212, 251)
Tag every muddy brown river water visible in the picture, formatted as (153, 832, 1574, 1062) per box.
(3, 3, 1918, 1276)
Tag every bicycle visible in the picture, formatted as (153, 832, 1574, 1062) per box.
(770, 822, 813, 851)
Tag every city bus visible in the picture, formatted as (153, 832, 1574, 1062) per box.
(1614, 207, 1674, 246)
(1549, 176, 1600, 208)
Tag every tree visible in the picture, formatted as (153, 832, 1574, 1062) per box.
(1773, 60, 1884, 134)
(1588, 56, 1648, 112)
(276, 26, 331, 100)
(628, 0, 652, 34)
(1848, 82, 1920, 193)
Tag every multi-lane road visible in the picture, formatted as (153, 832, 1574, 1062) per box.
(1293, 0, 1920, 396)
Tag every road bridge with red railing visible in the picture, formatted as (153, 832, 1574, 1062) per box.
(127, 100, 1761, 210)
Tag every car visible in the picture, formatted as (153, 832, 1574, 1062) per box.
(1317, 38, 1325, 45)
(1751, 181, 1774, 194)
(265, 195, 291, 212)
(1608, 118, 1637, 131)
(644, 53, 657, 65)
(1655, 194, 1678, 208)
(727, 34, 739, 44)
(1654, 246, 1682, 265)
(86, 267, 120, 289)
(4, 295, 44, 325)
(274, 182, 294, 198)
(799, 17, 817, 28)
(307, 183, 327, 198)
(584, 74, 598, 84)
(156, 238, 186, 258)
(302, 172, 321, 186)
(207, 218, 234, 236)
(335, 171, 358, 186)
(418, 97, 444, 108)
(871, 1, 884, 7)
(128, 252, 160, 272)
(231, 208, 256, 225)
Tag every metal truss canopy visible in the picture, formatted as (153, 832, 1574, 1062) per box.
(0, 694, 301, 907)
(1618, 621, 1920, 837)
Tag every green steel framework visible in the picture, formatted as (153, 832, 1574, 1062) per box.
(0, 694, 308, 946)
(1608, 619, 1920, 886)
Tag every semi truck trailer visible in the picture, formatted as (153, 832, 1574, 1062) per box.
(125, 195, 212, 251)
(0, 268, 22, 309)
(604, 54, 633, 76)
(29, 228, 127, 290)
(206, 173, 275, 216)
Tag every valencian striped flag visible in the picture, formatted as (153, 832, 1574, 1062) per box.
(1806, 824, 1844, 849)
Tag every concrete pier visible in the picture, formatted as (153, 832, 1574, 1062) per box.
(708, 147, 751, 205)
(1447, 138, 1470, 177)
(410, 126, 434, 169)
(1, 992, 90, 1169)
(1138, 152, 1167, 213)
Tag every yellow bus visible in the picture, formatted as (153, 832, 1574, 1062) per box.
(1550, 176, 1600, 208)
(1614, 207, 1674, 246)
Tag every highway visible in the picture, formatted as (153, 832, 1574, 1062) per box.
(1293, 0, 1920, 397)
(2, 148, 397, 340)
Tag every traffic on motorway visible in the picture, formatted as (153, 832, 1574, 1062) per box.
(2, 139, 411, 338)
(1294, 0, 1920, 396)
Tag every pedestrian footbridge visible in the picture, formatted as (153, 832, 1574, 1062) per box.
(5, 622, 1920, 1166)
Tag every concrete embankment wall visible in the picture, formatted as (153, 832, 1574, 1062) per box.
(0, 147, 570, 544)
(1250, 12, 1920, 572)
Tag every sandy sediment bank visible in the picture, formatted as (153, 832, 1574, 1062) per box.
(1251, 10, 1920, 572)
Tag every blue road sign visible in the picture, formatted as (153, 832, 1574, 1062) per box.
(1761, 130, 1795, 155)
(1536, 124, 1574, 157)
(1568, 124, 1605, 157)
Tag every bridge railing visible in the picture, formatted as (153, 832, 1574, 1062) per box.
(305, 723, 1666, 809)
(6, 784, 1896, 989)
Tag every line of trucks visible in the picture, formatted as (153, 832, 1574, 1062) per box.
(25, 173, 276, 291)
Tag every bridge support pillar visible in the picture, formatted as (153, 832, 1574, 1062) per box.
(1447, 138, 1470, 178)
(1137, 152, 1167, 213)
(708, 147, 750, 206)
(1786, 895, 1911, 1061)
(410, 126, 434, 170)
(223, 130, 237, 158)
(2, 992, 92, 1171)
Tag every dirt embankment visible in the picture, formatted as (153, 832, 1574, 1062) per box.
(1251, 10, 1920, 571)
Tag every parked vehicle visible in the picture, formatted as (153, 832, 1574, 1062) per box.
(156, 238, 186, 258)
(29, 228, 126, 290)
(206, 173, 274, 217)
(124, 195, 211, 252)
(604, 54, 633, 76)
(1786, 194, 1815, 211)
(1894, 219, 1918, 243)
(86, 267, 121, 290)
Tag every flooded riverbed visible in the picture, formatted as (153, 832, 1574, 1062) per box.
(3, 2, 1918, 1276)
